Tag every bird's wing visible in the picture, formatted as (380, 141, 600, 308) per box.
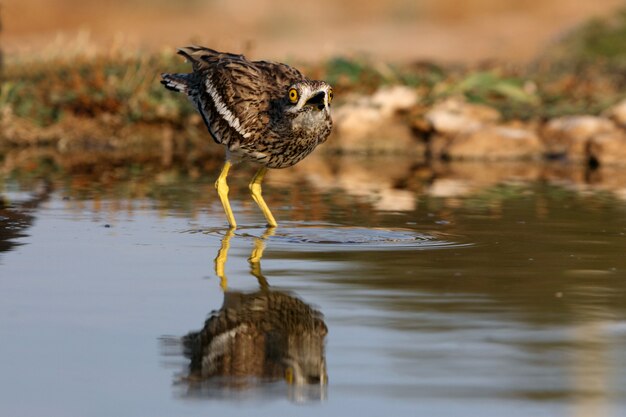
(252, 60, 305, 89)
(177, 46, 302, 140)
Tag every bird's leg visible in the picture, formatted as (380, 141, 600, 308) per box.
(249, 167, 278, 227)
(248, 227, 275, 289)
(214, 228, 235, 290)
(215, 160, 237, 228)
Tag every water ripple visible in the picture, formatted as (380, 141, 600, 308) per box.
(185, 224, 472, 251)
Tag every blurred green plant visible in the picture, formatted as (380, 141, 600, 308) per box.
(451, 72, 538, 104)
(554, 9, 626, 62)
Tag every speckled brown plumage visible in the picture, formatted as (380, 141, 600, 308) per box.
(161, 46, 333, 169)
(182, 289, 328, 386)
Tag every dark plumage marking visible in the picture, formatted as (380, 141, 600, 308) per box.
(161, 73, 192, 94)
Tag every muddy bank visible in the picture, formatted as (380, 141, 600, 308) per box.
(5, 85, 626, 168)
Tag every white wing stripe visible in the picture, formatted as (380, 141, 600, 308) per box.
(205, 78, 251, 138)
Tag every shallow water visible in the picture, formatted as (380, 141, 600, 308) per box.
(1, 156, 626, 417)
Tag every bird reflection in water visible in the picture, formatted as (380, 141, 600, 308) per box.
(0, 182, 51, 256)
(181, 228, 328, 401)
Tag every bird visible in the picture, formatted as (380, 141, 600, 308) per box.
(180, 225, 328, 390)
(161, 46, 333, 228)
(182, 288, 328, 388)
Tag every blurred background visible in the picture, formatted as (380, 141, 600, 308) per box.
(4, 0, 625, 62)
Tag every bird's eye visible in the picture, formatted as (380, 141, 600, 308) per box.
(328, 88, 334, 103)
(288, 88, 299, 103)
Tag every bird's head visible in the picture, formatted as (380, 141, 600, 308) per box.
(283, 357, 328, 387)
(284, 80, 333, 119)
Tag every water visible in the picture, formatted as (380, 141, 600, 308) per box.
(1, 154, 626, 417)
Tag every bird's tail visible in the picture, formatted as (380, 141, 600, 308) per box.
(160, 73, 193, 94)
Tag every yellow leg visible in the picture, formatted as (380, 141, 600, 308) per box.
(214, 228, 235, 291)
(248, 228, 275, 289)
(215, 161, 237, 228)
(249, 167, 278, 227)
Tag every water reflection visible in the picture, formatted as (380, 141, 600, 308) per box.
(6, 149, 626, 224)
(0, 182, 50, 257)
(179, 229, 328, 402)
(2, 153, 626, 414)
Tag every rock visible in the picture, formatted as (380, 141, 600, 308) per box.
(541, 115, 618, 160)
(605, 98, 626, 128)
(427, 178, 473, 198)
(441, 126, 543, 161)
(332, 104, 383, 139)
(329, 86, 422, 154)
(424, 98, 500, 136)
(587, 131, 626, 165)
(370, 86, 418, 117)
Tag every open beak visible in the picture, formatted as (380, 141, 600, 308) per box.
(305, 91, 326, 111)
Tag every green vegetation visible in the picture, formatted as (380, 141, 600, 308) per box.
(2, 51, 194, 127)
(550, 9, 626, 63)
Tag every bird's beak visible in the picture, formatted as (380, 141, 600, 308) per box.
(304, 91, 327, 111)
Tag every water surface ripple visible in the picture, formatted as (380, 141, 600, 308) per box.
(187, 225, 472, 251)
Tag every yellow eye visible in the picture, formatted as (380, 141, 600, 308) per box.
(288, 88, 298, 103)
(328, 88, 334, 103)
